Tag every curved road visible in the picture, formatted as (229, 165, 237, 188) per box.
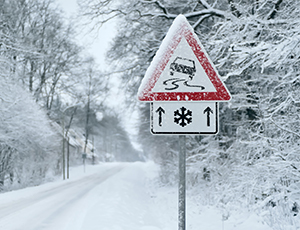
(0, 164, 125, 230)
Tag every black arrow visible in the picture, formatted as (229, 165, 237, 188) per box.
(203, 107, 213, 127)
(156, 107, 165, 126)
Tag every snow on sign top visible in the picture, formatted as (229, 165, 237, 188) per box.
(137, 14, 231, 102)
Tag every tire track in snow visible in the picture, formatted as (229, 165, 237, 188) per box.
(0, 164, 125, 229)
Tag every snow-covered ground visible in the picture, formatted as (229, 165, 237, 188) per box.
(0, 162, 272, 230)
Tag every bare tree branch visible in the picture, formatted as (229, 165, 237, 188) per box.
(198, 0, 211, 9)
(267, 0, 283, 20)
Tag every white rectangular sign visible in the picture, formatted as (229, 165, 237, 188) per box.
(151, 102, 218, 135)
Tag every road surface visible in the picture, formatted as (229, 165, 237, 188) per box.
(0, 163, 161, 230)
(0, 162, 273, 230)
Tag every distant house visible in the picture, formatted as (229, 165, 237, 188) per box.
(51, 122, 98, 165)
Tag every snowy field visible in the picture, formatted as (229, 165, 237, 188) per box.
(0, 162, 272, 230)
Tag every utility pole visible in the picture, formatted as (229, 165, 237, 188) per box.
(61, 103, 80, 180)
(67, 136, 70, 179)
(62, 120, 65, 180)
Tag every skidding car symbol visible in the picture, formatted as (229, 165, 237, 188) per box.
(170, 57, 196, 80)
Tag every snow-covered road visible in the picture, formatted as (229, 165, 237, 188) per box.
(0, 162, 272, 230)
(0, 164, 128, 230)
(0, 162, 168, 230)
(0, 162, 163, 230)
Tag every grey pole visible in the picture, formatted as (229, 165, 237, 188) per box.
(67, 137, 70, 179)
(179, 135, 186, 230)
(62, 119, 66, 180)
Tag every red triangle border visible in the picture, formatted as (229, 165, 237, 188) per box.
(138, 15, 231, 102)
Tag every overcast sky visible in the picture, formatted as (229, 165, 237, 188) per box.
(56, 0, 141, 149)
(57, 0, 117, 70)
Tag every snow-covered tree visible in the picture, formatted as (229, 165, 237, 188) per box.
(0, 0, 82, 109)
(81, 0, 300, 228)
(0, 75, 60, 190)
(0, 0, 108, 190)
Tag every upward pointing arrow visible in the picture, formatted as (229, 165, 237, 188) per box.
(203, 107, 213, 127)
(156, 107, 165, 126)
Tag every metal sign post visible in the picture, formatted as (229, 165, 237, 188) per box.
(178, 135, 186, 230)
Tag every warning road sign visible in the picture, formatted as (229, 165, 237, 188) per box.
(136, 15, 232, 230)
(138, 15, 231, 102)
(152, 38, 216, 93)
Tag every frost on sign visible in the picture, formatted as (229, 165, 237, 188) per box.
(152, 37, 216, 93)
(137, 14, 231, 102)
(137, 14, 231, 135)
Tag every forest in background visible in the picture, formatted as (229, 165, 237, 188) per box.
(80, 0, 300, 229)
(0, 0, 140, 192)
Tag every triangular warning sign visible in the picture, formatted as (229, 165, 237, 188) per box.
(137, 14, 231, 102)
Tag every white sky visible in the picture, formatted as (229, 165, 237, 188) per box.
(56, 0, 123, 110)
(56, 0, 116, 69)
(56, 0, 141, 150)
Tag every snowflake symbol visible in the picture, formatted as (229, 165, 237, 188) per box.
(174, 107, 192, 127)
